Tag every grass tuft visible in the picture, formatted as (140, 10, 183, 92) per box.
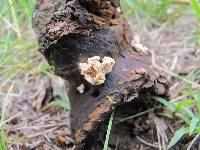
(191, 0, 200, 19)
(0, 0, 41, 147)
(153, 89, 200, 149)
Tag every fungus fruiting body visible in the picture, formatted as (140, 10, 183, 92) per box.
(79, 56, 115, 85)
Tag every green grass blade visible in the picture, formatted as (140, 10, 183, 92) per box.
(193, 90, 200, 117)
(167, 128, 186, 149)
(8, 0, 21, 38)
(175, 113, 191, 125)
(152, 96, 175, 112)
(0, 138, 6, 150)
(174, 100, 194, 112)
(191, 0, 200, 19)
(42, 99, 70, 111)
(103, 111, 115, 150)
(0, 129, 6, 150)
(189, 117, 199, 135)
(182, 107, 195, 118)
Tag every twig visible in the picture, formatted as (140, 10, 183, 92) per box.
(170, 94, 187, 102)
(136, 136, 162, 149)
(151, 50, 200, 88)
(0, 111, 22, 127)
(157, 64, 200, 88)
(28, 140, 44, 149)
(115, 136, 119, 150)
(156, 126, 162, 150)
(117, 107, 156, 124)
(11, 123, 67, 132)
(27, 127, 58, 138)
(187, 134, 200, 150)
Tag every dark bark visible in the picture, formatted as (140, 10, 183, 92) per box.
(33, 0, 169, 149)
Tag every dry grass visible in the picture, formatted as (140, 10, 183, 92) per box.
(0, 0, 71, 149)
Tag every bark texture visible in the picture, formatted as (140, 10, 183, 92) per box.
(33, 0, 169, 149)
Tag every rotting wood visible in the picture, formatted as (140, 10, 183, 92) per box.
(33, 0, 169, 149)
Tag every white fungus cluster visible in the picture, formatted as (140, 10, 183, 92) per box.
(77, 84, 85, 93)
(79, 56, 115, 85)
(131, 35, 149, 54)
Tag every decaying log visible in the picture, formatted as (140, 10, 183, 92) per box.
(33, 0, 169, 149)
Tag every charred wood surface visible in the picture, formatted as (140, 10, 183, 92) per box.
(33, 0, 169, 149)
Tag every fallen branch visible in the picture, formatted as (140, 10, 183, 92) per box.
(33, 0, 169, 149)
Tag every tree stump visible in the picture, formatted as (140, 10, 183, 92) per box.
(33, 0, 169, 149)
